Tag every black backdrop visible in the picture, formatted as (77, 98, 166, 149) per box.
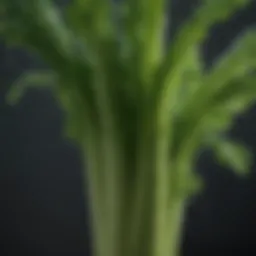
(1, 1, 256, 255)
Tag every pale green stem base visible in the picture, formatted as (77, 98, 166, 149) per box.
(82, 111, 186, 256)
(84, 161, 186, 256)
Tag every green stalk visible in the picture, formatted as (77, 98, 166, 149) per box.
(83, 134, 107, 256)
(154, 121, 172, 256)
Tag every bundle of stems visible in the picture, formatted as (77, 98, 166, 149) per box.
(1, 0, 256, 256)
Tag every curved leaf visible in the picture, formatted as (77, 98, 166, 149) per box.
(154, 0, 251, 102)
(179, 172, 204, 197)
(172, 74, 256, 158)
(171, 160, 204, 198)
(172, 30, 256, 154)
(209, 137, 253, 176)
(6, 70, 58, 105)
(1, 0, 80, 72)
(59, 88, 91, 143)
(198, 74, 256, 136)
(182, 29, 256, 120)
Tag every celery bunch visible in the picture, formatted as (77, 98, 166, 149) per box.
(1, 0, 256, 256)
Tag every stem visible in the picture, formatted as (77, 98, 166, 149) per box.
(166, 199, 186, 256)
(82, 117, 187, 256)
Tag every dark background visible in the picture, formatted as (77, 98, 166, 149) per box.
(1, 0, 256, 255)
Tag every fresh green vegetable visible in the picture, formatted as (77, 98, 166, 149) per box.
(1, 0, 256, 256)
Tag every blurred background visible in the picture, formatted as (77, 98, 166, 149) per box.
(0, 0, 256, 255)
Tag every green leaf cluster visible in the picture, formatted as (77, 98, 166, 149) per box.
(2, 0, 255, 181)
(1, 1, 256, 256)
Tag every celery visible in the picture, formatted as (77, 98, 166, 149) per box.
(2, 0, 256, 256)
